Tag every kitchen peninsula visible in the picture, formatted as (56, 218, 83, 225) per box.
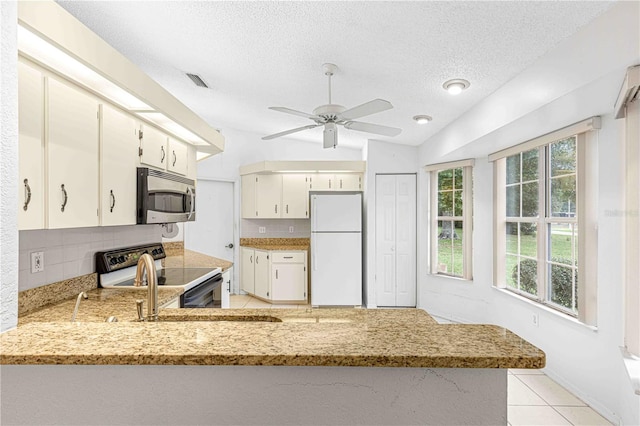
(1, 271, 544, 425)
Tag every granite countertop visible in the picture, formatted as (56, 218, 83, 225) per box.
(240, 238, 309, 251)
(19, 287, 184, 325)
(2, 306, 545, 368)
(163, 248, 233, 271)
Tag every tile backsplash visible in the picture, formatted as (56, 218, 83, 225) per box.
(241, 219, 311, 238)
(19, 225, 162, 291)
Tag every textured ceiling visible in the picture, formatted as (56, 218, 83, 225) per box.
(57, 1, 615, 149)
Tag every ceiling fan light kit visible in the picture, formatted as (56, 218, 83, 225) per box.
(263, 63, 402, 148)
(443, 79, 470, 95)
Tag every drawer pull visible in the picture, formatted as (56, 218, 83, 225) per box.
(283, 256, 293, 259)
(109, 189, 116, 212)
(160, 146, 166, 163)
(60, 184, 68, 212)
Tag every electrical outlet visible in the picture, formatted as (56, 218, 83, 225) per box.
(289, 226, 294, 233)
(532, 313, 539, 327)
(258, 226, 266, 234)
(31, 251, 44, 273)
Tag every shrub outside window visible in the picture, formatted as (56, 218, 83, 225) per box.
(426, 160, 473, 280)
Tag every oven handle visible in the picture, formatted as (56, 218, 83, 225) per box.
(186, 186, 195, 220)
(183, 273, 222, 307)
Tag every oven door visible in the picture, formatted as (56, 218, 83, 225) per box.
(181, 273, 223, 308)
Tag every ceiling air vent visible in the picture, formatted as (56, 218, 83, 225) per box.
(186, 73, 209, 89)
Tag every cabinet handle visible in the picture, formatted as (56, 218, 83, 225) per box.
(161, 146, 165, 163)
(340, 179, 343, 188)
(250, 255, 253, 264)
(172, 150, 177, 167)
(109, 190, 116, 212)
(227, 280, 231, 293)
(60, 184, 68, 212)
(23, 179, 31, 211)
(283, 256, 293, 259)
(275, 204, 278, 214)
(275, 269, 278, 279)
(286, 204, 289, 214)
(329, 179, 332, 189)
(256, 256, 258, 264)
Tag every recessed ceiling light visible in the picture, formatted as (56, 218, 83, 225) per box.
(443, 79, 470, 96)
(413, 115, 433, 124)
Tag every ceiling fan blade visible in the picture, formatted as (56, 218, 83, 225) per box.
(338, 99, 393, 121)
(262, 124, 320, 140)
(343, 121, 402, 137)
(268, 106, 320, 121)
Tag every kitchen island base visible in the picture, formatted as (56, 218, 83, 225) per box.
(1, 365, 507, 425)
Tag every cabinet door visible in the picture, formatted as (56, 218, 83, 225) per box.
(282, 174, 310, 218)
(335, 174, 362, 191)
(221, 267, 232, 308)
(272, 263, 306, 301)
(241, 248, 255, 294)
(100, 104, 138, 226)
(167, 138, 188, 176)
(241, 175, 257, 218)
(309, 173, 335, 190)
(256, 174, 282, 218)
(47, 77, 99, 229)
(253, 250, 270, 299)
(18, 62, 45, 230)
(139, 124, 168, 170)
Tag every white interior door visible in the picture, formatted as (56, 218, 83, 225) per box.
(375, 174, 416, 307)
(184, 180, 235, 271)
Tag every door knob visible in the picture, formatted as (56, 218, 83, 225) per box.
(225, 243, 234, 249)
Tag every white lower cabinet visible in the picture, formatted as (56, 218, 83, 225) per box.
(253, 249, 270, 300)
(240, 248, 307, 303)
(271, 252, 307, 302)
(221, 267, 232, 309)
(241, 247, 255, 294)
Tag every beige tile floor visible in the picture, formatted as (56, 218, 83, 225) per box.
(230, 295, 613, 426)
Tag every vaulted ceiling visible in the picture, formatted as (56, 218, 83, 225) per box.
(57, 1, 615, 149)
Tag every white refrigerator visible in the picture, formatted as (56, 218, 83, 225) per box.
(310, 193, 362, 307)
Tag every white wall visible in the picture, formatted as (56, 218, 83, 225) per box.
(415, 3, 640, 420)
(363, 140, 419, 307)
(1, 1, 18, 332)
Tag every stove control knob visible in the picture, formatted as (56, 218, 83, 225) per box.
(117, 256, 125, 263)
(109, 258, 117, 265)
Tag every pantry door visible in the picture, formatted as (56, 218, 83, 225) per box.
(375, 174, 417, 307)
(184, 179, 235, 264)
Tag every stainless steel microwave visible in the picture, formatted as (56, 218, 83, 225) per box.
(136, 168, 196, 224)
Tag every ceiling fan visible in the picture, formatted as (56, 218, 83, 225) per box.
(262, 63, 402, 148)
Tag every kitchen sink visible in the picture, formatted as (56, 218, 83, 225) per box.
(157, 315, 283, 323)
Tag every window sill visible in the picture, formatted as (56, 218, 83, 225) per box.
(620, 347, 640, 396)
(493, 286, 598, 332)
(428, 273, 473, 284)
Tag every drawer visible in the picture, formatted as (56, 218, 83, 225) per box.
(271, 252, 306, 263)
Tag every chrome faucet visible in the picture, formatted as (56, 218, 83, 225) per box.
(133, 253, 158, 321)
(71, 292, 88, 322)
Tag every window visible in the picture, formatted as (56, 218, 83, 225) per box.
(426, 159, 474, 280)
(491, 118, 599, 325)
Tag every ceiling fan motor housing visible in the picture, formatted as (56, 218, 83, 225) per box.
(312, 104, 346, 122)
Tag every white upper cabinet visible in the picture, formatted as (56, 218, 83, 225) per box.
(335, 173, 362, 190)
(47, 77, 99, 229)
(241, 175, 257, 219)
(309, 173, 333, 190)
(139, 124, 168, 170)
(282, 174, 310, 218)
(255, 174, 283, 219)
(18, 62, 45, 230)
(167, 138, 188, 176)
(100, 104, 138, 226)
